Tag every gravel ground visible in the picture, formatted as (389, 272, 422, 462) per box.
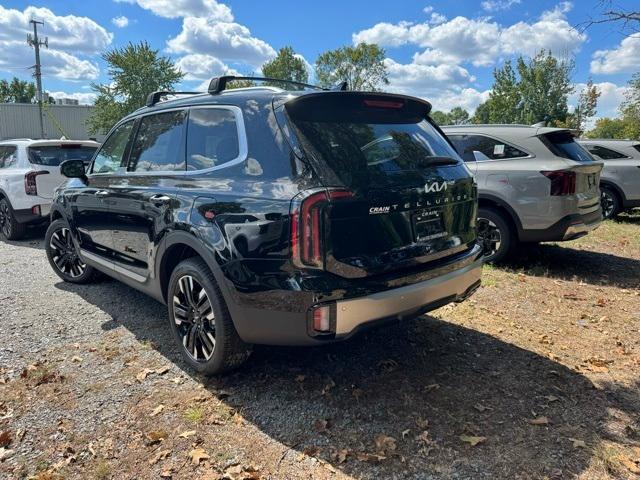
(1, 218, 639, 480)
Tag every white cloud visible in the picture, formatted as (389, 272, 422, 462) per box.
(0, 5, 108, 82)
(46, 90, 97, 105)
(123, 0, 233, 20)
(428, 12, 447, 25)
(167, 18, 276, 67)
(353, 4, 585, 67)
(481, 0, 521, 12)
(175, 53, 239, 80)
(590, 34, 640, 75)
(111, 15, 129, 28)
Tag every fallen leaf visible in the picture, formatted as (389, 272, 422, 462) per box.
(473, 403, 492, 412)
(160, 468, 172, 478)
(145, 430, 168, 445)
(335, 449, 349, 463)
(618, 455, 640, 474)
(149, 449, 171, 465)
(0, 447, 14, 461)
(415, 431, 430, 444)
(568, 438, 586, 449)
(136, 368, 155, 382)
(155, 366, 170, 375)
(189, 447, 209, 465)
(178, 430, 196, 438)
(416, 417, 429, 429)
(71, 356, 82, 363)
(544, 395, 559, 402)
(0, 431, 10, 448)
(302, 446, 319, 457)
(149, 405, 165, 417)
(356, 452, 386, 463)
(374, 435, 397, 454)
(459, 434, 487, 446)
(529, 416, 550, 425)
(402, 429, 411, 440)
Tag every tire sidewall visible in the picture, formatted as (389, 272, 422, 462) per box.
(0, 198, 23, 240)
(167, 259, 234, 375)
(477, 208, 513, 263)
(45, 219, 95, 283)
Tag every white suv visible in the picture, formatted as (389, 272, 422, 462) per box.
(0, 139, 99, 240)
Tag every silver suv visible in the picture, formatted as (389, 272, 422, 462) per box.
(577, 139, 640, 219)
(442, 125, 603, 262)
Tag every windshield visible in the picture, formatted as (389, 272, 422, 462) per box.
(541, 132, 593, 163)
(28, 145, 97, 167)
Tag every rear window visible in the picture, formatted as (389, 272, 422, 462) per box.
(284, 97, 461, 189)
(28, 145, 97, 167)
(584, 144, 628, 160)
(541, 132, 593, 163)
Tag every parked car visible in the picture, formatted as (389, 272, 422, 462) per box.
(45, 76, 483, 375)
(0, 138, 99, 240)
(442, 125, 603, 262)
(577, 139, 640, 219)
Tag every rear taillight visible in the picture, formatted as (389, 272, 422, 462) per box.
(291, 189, 353, 268)
(541, 170, 576, 196)
(24, 171, 49, 196)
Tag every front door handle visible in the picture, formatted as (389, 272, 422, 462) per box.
(95, 190, 109, 197)
(149, 194, 171, 205)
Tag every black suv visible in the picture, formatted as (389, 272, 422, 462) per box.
(45, 76, 483, 374)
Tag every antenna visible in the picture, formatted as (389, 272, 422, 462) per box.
(27, 19, 48, 139)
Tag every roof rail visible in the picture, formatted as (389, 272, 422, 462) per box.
(207, 75, 327, 95)
(145, 91, 200, 107)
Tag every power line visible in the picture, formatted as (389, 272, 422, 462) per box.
(27, 19, 48, 139)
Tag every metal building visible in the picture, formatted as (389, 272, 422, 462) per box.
(0, 103, 105, 141)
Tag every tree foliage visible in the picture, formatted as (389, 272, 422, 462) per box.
(88, 42, 184, 134)
(0, 77, 36, 103)
(472, 51, 574, 125)
(585, 73, 640, 140)
(558, 79, 601, 131)
(262, 46, 309, 85)
(430, 107, 470, 125)
(315, 43, 389, 91)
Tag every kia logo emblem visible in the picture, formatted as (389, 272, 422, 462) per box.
(425, 181, 448, 193)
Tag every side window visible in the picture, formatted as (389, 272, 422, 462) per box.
(450, 134, 528, 162)
(129, 110, 187, 172)
(0, 146, 18, 169)
(585, 145, 627, 160)
(92, 121, 134, 174)
(186, 108, 240, 171)
(448, 135, 476, 163)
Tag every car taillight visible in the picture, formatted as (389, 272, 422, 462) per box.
(24, 171, 49, 196)
(291, 189, 353, 268)
(541, 170, 576, 196)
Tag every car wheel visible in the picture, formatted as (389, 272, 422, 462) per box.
(477, 207, 514, 264)
(168, 257, 252, 375)
(45, 219, 99, 284)
(600, 186, 621, 219)
(0, 198, 26, 241)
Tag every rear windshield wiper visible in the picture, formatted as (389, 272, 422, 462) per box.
(419, 156, 461, 166)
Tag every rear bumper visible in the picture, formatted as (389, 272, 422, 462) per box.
(229, 244, 483, 346)
(519, 208, 602, 242)
(13, 204, 51, 224)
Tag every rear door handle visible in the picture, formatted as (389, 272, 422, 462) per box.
(150, 194, 171, 205)
(95, 190, 109, 197)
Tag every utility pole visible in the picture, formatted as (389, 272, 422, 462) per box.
(27, 19, 48, 139)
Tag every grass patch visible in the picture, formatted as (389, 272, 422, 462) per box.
(184, 406, 205, 423)
(93, 459, 112, 480)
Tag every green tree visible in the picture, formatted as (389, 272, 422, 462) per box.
(619, 72, 640, 139)
(430, 107, 470, 125)
(88, 41, 184, 134)
(0, 77, 36, 103)
(262, 46, 309, 85)
(584, 117, 630, 139)
(430, 110, 450, 125)
(559, 79, 601, 131)
(472, 51, 574, 125)
(315, 43, 389, 91)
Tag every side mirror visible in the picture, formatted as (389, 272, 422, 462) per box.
(60, 159, 87, 178)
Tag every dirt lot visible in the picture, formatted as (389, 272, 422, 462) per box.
(1, 214, 639, 480)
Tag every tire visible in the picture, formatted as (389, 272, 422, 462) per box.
(45, 219, 100, 284)
(477, 207, 515, 264)
(0, 198, 27, 241)
(167, 257, 252, 375)
(600, 185, 621, 219)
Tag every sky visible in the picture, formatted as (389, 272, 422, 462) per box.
(0, 0, 638, 123)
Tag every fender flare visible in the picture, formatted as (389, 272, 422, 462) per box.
(478, 193, 524, 237)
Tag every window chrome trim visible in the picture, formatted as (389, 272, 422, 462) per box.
(112, 105, 247, 177)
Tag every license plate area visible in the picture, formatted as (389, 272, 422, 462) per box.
(413, 209, 447, 242)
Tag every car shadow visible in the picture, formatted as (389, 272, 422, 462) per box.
(508, 243, 640, 289)
(55, 279, 640, 479)
(614, 212, 640, 225)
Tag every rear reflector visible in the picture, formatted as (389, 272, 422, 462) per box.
(24, 170, 49, 196)
(31, 205, 41, 216)
(312, 305, 331, 332)
(541, 170, 576, 196)
(363, 99, 405, 109)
